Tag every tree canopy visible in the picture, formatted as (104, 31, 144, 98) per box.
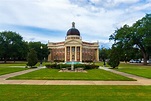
(28, 42, 49, 62)
(0, 31, 28, 63)
(99, 48, 110, 66)
(110, 14, 151, 65)
(0, 31, 49, 63)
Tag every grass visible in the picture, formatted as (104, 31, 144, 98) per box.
(2, 61, 151, 80)
(0, 62, 49, 76)
(0, 62, 29, 75)
(96, 62, 151, 78)
(0, 63, 27, 66)
(0, 67, 27, 76)
(9, 68, 133, 81)
(0, 85, 151, 101)
(117, 63, 151, 78)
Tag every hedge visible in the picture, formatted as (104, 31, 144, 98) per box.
(45, 64, 99, 70)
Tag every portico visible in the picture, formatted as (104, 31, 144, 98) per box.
(65, 46, 82, 62)
(48, 22, 99, 62)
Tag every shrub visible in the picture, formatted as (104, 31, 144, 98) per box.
(74, 64, 85, 69)
(45, 64, 71, 69)
(59, 64, 71, 69)
(107, 47, 120, 68)
(85, 64, 99, 69)
(45, 64, 57, 68)
(107, 59, 120, 68)
(27, 49, 38, 68)
(45, 63, 99, 70)
(45, 64, 52, 68)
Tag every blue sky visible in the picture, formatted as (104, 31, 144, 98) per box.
(0, 0, 151, 48)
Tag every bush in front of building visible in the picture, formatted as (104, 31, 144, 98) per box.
(74, 64, 85, 69)
(59, 64, 71, 69)
(85, 64, 99, 69)
(54, 60, 64, 62)
(45, 63, 99, 70)
(45, 64, 55, 68)
(45, 64, 70, 69)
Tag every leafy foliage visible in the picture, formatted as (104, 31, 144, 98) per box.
(107, 47, 120, 68)
(0, 31, 50, 63)
(0, 31, 28, 62)
(99, 48, 110, 66)
(27, 49, 38, 67)
(110, 14, 151, 65)
(28, 42, 49, 61)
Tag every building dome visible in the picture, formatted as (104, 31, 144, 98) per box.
(67, 22, 80, 36)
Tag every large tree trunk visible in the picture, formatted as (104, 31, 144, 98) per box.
(4, 57, 7, 63)
(138, 43, 148, 65)
(13, 57, 16, 63)
(143, 53, 148, 65)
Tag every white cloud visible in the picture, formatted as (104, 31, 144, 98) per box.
(114, 0, 139, 4)
(0, 0, 150, 47)
(129, 3, 151, 12)
(81, 0, 140, 8)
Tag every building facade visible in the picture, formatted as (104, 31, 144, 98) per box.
(48, 22, 99, 62)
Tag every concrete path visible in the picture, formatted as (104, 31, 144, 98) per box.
(0, 67, 151, 85)
(0, 68, 41, 80)
(99, 67, 151, 85)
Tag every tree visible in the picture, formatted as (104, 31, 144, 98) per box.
(99, 48, 109, 66)
(0, 31, 28, 63)
(110, 14, 151, 65)
(107, 46, 120, 68)
(27, 49, 38, 67)
(28, 42, 49, 62)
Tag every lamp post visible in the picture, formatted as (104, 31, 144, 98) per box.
(40, 46, 43, 67)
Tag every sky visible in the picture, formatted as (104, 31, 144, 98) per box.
(0, 0, 151, 48)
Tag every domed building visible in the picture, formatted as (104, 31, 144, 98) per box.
(48, 22, 99, 62)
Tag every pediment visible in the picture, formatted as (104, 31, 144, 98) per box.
(65, 40, 82, 45)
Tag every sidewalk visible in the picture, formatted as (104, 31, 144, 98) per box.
(0, 67, 151, 85)
(0, 67, 41, 80)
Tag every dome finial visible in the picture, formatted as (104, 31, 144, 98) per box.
(72, 22, 75, 28)
(67, 22, 80, 36)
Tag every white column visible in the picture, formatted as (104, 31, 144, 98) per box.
(80, 46, 82, 62)
(70, 46, 72, 61)
(96, 48, 99, 61)
(65, 46, 66, 62)
(75, 46, 77, 61)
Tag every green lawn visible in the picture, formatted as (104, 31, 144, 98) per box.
(0, 61, 52, 67)
(0, 62, 28, 75)
(117, 63, 151, 78)
(0, 63, 27, 67)
(0, 85, 151, 101)
(0, 62, 49, 76)
(0, 67, 27, 76)
(9, 68, 133, 81)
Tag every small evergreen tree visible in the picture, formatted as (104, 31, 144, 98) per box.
(107, 46, 120, 68)
(27, 49, 38, 68)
